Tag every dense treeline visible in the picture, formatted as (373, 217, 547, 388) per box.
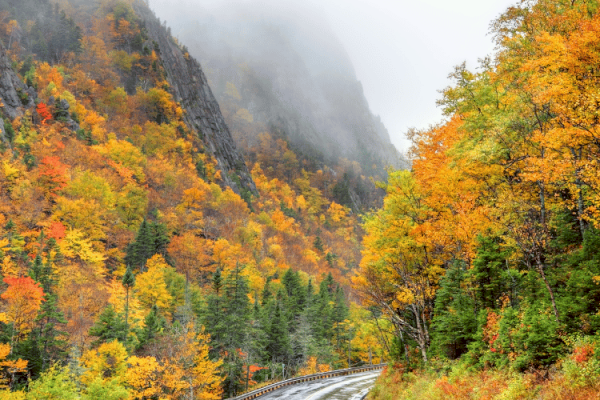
(0, 0, 391, 398)
(357, 0, 600, 397)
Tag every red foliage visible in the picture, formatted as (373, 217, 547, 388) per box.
(573, 344, 595, 364)
(47, 221, 66, 241)
(36, 102, 52, 124)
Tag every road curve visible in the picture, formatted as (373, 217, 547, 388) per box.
(253, 371, 381, 400)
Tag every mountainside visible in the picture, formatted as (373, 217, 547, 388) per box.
(0, 0, 390, 397)
(132, 2, 256, 195)
(151, 0, 405, 181)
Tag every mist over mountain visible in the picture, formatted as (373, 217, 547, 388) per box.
(150, 0, 406, 176)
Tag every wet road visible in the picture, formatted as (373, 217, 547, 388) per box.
(256, 371, 381, 400)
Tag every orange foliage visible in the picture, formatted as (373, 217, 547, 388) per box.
(38, 156, 69, 197)
(1, 276, 45, 338)
(47, 221, 67, 241)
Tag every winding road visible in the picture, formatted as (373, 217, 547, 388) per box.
(253, 371, 381, 400)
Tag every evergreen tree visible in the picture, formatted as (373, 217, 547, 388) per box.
(122, 265, 135, 339)
(27, 239, 68, 374)
(88, 305, 127, 346)
(261, 278, 273, 306)
(266, 303, 290, 362)
(137, 305, 165, 349)
(221, 264, 252, 396)
(282, 269, 306, 332)
(430, 261, 477, 359)
(470, 236, 512, 310)
(331, 285, 349, 349)
(205, 268, 225, 350)
(125, 219, 170, 272)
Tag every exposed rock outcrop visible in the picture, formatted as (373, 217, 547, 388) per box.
(133, 1, 256, 196)
(154, 1, 407, 176)
(0, 43, 35, 121)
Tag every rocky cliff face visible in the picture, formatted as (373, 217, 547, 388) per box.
(133, 2, 256, 195)
(150, 0, 406, 176)
(0, 42, 36, 145)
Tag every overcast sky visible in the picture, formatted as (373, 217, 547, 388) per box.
(305, 0, 518, 152)
(151, 0, 517, 153)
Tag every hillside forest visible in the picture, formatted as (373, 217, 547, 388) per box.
(358, 0, 600, 398)
(0, 0, 394, 398)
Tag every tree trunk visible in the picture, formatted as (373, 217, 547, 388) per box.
(536, 257, 560, 323)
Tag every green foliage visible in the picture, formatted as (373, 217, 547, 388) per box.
(431, 262, 477, 359)
(125, 219, 170, 272)
(121, 265, 135, 289)
(30, 7, 82, 64)
(3, 118, 15, 143)
(82, 377, 128, 400)
(88, 305, 127, 346)
(26, 364, 79, 400)
(470, 236, 513, 310)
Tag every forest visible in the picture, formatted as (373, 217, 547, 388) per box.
(0, 0, 392, 398)
(6, 0, 600, 398)
(358, 0, 600, 398)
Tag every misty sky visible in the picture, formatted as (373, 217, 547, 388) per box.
(308, 0, 517, 152)
(150, 0, 517, 153)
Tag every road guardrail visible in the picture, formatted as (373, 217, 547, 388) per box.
(225, 363, 386, 400)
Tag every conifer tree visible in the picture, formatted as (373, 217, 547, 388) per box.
(88, 305, 127, 346)
(125, 219, 170, 272)
(27, 239, 68, 374)
(137, 305, 165, 349)
(266, 302, 290, 362)
(122, 265, 135, 339)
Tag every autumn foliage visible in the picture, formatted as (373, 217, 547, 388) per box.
(357, 0, 600, 397)
(0, 0, 386, 396)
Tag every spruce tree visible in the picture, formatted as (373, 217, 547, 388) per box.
(122, 265, 135, 339)
(27, 240, 68, 374)
(266, 303, 290, 362)
(89, 305, 127, 346)
(430, 261, 477, 359)
(138, 305, 165, 349)
(125, 220, 170, 272)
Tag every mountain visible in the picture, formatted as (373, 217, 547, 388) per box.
(0, 0, 390, 396)
(133, 2, 256, 196)
(150, 0, 406, 178)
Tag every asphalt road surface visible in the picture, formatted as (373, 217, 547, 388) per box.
(255, 371, 381, 400)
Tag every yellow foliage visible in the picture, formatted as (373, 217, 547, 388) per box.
(125, 356, 163, 399)
(135, 254, 173, 316)
(58, 229, 106, 279)
(94, 139, 147, 182)
(81, 341, 129, 385)
(0, 343, 27, 389)
(107, 278, 145, 330)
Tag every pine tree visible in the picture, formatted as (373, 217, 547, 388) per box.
(137, 305, 165, 349)
(125, 219, 153, 271)
(88, 305, 127, 346)
(266, 303, 290, 362)
(282, 269, 306, 333)
(27, 240, 68, 374)
(261, 278, 272, 306)
(470, 236, 511, 310)
(205, 269, 225, 349)
(125, 220, 170, 272)
(122, 265, 135, 339)
(430, 261, 477, 359)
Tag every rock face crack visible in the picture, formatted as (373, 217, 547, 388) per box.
(134, 1, 256, 195)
